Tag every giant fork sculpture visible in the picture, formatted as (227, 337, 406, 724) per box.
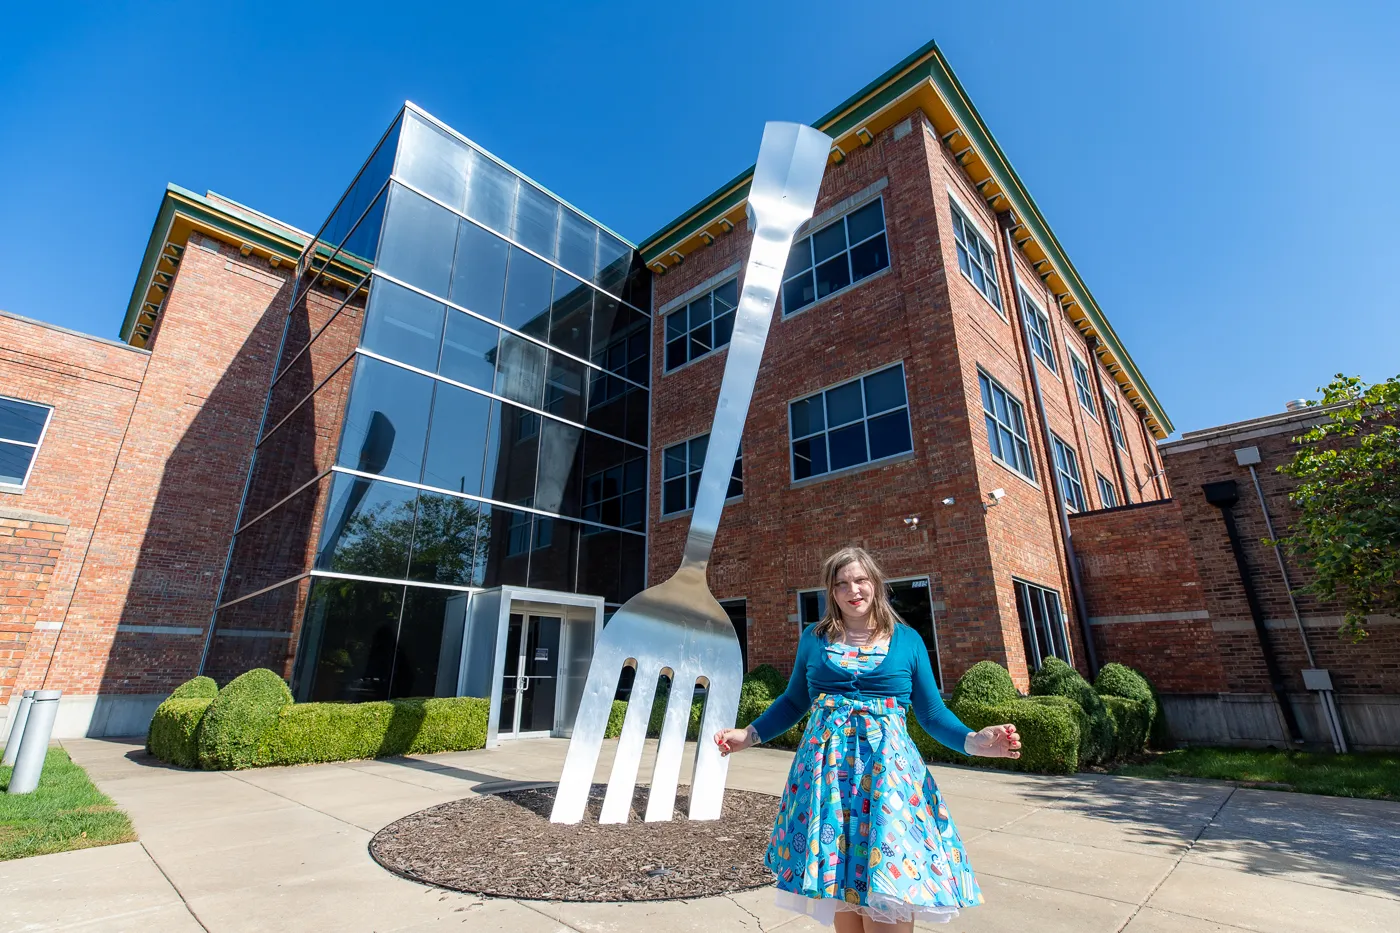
(551, 121, 832, 825)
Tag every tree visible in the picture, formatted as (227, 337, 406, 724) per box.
(1276, 374, 1400, 642)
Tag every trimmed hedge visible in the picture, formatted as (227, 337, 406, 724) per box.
(1030, 658, 1115, 765)
(1101, 695, 1149, 760)
(196, 669, 293, 770)
(1095, 663, 1157, 729)
(952, 660, 1018, 708)
(169, 676, 218, 700)
(747, 664, 787, 699)
(147, 698, 213, 768)
(263, 697, 489, 765)
(909, 697, 1081, 775)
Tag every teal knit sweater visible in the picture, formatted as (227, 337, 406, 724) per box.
(750, 623, 972, 752)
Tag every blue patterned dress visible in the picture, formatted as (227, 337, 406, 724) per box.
(763, 642, 982, 926)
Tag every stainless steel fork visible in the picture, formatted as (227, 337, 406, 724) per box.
(550, 121, 832, 825)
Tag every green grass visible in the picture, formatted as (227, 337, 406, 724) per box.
(1114, 747, 1400, 801)
(0, 747, 136, 859)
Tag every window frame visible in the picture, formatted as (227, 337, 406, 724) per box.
(780, 195, 891, 318)
(948, 196, 1003, 313)
(660, 433, 743, 517)
(1096, 472, 1119, 509)
(977, 370, 1035, 482)
(1019, 288, 1057, 375)
(0, 394, 55, 493)
(1049, 433, 1088, 513)
(663, 277, 738, 373)
(1103, 391, 1128, 450)
(797, 587, 827, 627)
(1068, 346, 1097, 420)
(787, 362, 914, 484)
(1014, 578, 1071, 672)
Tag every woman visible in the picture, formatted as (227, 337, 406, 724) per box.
(715, 546, 1020, 931)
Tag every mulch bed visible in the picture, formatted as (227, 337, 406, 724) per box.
(369, 783, 780, 901)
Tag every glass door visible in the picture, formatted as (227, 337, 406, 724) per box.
(498, 613, 562, 738)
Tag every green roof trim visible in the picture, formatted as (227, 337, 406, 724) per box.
(638, 40, 1172, 434)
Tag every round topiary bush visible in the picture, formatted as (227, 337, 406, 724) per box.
(1100, 695, 1149, 759)
(147, 698, 214, 767)
(168, 675, 219, 701)
(196, 668, 293, 770)
(747, 664, 787, 699)
(951, 660, 1019, 709)
(1094, 663, 1157, 729)
(1030, 658, 1115, 765)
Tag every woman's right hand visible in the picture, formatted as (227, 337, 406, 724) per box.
(714, 725, 757, 756)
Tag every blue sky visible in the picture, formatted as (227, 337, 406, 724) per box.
(1, 1, 1395, 436)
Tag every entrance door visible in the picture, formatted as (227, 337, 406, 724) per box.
(888, 577, 944, 690)
(497, 614, 562, 738)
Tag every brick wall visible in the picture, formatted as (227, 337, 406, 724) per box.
(0, 509, 68, 706)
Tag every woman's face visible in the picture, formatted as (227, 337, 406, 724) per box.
(832, 561, 876, 624)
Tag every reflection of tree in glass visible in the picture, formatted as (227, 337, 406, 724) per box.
(333, 491, 491, 587)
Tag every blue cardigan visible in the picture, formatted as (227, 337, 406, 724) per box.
(751, 623, 972, 753)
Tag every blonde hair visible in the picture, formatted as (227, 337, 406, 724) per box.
(812, 546, 903, 643)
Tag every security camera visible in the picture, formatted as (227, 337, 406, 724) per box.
(941, 497, 955, 506)
(903, 515, 920, 528)
(986, 488, 1006, 505)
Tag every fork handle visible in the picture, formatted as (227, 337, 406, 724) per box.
(682, 122, 832, 569)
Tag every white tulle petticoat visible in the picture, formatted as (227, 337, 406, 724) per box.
(774, 888, 960, 926)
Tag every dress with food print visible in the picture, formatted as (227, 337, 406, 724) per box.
(749, 624, 982, 926)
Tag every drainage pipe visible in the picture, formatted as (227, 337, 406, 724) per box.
(1202, 480, 1303, 743)
(1002, 220, 1098, 675)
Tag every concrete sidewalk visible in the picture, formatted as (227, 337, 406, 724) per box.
(4, 737, 1398, 933)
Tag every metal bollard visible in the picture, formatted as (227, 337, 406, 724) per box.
(7, 690, 60, 795)
(2, 690, 35, 767)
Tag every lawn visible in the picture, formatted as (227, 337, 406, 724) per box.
(0, 747, 136, 859)
(1115, 747, 1400, 801)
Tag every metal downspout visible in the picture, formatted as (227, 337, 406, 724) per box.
(1001, 220, 1099, 676)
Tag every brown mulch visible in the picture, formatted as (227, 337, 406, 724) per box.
(369, 783, 780, 901)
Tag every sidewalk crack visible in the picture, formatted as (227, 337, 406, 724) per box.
(725, 893, 767, 931)
(140, 840, 212, 932)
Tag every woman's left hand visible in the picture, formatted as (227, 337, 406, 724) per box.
(965, 723, 1021, 759)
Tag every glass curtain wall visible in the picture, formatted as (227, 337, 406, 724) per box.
(206, 106, 651, 702)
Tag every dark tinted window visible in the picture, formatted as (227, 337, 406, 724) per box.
(377, 185, 458, 298)
(360, 278, 445, 371)
(408, 490, 487, 588)
(421, 381, 493, 497)
(449, 220, 509, 319)
(315, 472, 417, 579)
(296, 578, 405, 702)
(438, 309, 499, 390)
(338, 356, 434, 482)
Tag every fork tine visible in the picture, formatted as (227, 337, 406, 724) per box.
(643, 661, 697, 822)
(688, 637, 743, 820)
(599, 659, 662, 824)
(551, 635, 632, 824)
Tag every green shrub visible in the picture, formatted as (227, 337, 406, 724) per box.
(169, 676, 219, 701)
(952, 661, 1019, 708)
(908, 698, 1080, 774)
(1030, 658, 1115, 765)
(262, 697, 489, 765)
(196, 669, 293, 770)
(605, 700, 628, 739)
(1095, 663, 1157, 728)
(1101, 695, 1149, 760)
(747, 664, 787, 698)
(147, 698, 213, 768)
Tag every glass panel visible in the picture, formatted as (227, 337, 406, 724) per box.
(687, 434, 708, 465)
(783, 273, 815, 315)
(502, 249, 555, 338)
(390, 586, 465, 699)
(591, 300, 646, 362)
(360, 278, 445, 371)
(484, 401, 539, 504)
(0, 397, 49, 444)
(814, 255, 851, 299)
(557, 209, 598, 281)
(337, 356, 434, 482)
(315, 472, 417, 578)
(536, 419, 584, 517)
(407, 490, 486, 587)
(206, 578, 306, 687)
(863, 366, 906, 415)
(662, 478, 687, 515)
(465, 149, 517, 236)
(397, 112, 470, 212)
(790, 397, 824, 438)
(577, 528, 621, 602)
(495, 334, 547, 409)
(0, 444, 35, 486)
(784, 238, 812, 277)
(887, 578, 939, 689)
(712, 310, 734, 349)
(619, 532, 645, 601)
(712, 279, 738, 312)
(298, 577, 405, 702)
(476, 505, 530, 588)
(825, 382, 864, 427)
(544, 353, 587, 423)
(421, 381, 492, 496)
(313, 115, 400, 259)
(338, 189, 389, 270)
(828, 423, 867, 471)
(812, 223, 847, 264)
(846, 199, 885, 244)
(248, 361, 353, 517)
(499, 614, 523, 729)
(529, 520, 580, 591)
(662, 443, 687, 479)
(849, 235, 889, 281)
(376, 184, 458, 299)
(688, 296, 712, 330)
(868, 409, 911, 459)
(665, 338, 687, 372)
(792, 437, 827, 480)
(548, 276, 593, 358)
(513, 183, 560, 258)
(595, 232, 631, 294)
(449, 220, 509, 319)
(438, 308, 500, 390)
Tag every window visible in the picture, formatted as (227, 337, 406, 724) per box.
(789, 363, 912, 481)
(887, 577, 943, 690)
(661, 435, 742, 515)
(977, 371, 1034, 480)
(1015, 580, 1070, 671)
(1020, 289, 1056, 373)
(1096, 473, 1119, 509)
(665, 279, 737, 371)
(950, 201, 1001, 310)
(782, 198, 890, 315)
(1069, 349, 1096, 418)
(589, 329, 648, 408)
(720, 599, 749, 671)
(1050, 434, 1087, 513)
(0, 396, 53, 490)
(581, 444, 645, 533)
(1103, 392, 1127, 450)
(798, 589, 826, 626)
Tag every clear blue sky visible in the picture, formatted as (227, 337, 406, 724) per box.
(1, 1, 1395, 436)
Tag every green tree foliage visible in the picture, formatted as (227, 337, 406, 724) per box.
(1276, 374, 1400, 642)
